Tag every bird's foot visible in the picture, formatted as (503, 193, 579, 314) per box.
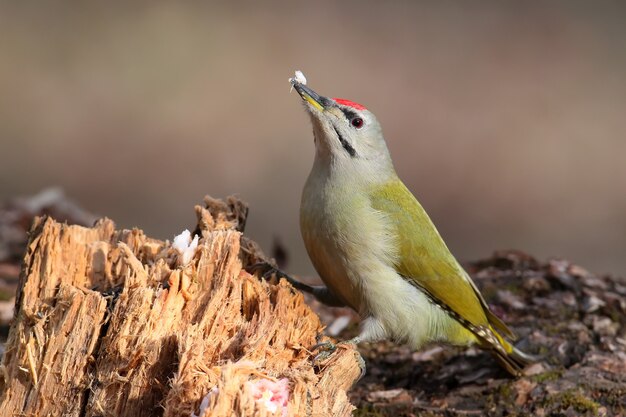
(311, 337, 366, 380)
(311, 340, 338, 363)
(353, 350, 367, 381)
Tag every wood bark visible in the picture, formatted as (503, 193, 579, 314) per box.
(0, 196, 361, 417)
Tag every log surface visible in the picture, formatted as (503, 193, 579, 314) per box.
(0, 196, 361, 417)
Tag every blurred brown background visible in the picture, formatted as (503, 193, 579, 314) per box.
(1, 1, 625, 277)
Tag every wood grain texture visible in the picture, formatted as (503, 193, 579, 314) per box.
(0, 196, 360, 417)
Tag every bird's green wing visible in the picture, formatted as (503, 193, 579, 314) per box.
(369, 178, 515, 339)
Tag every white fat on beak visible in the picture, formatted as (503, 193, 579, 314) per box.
(288, 70, 307, 92)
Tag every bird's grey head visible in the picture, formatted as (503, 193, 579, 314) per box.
(292, 82, 393, 168)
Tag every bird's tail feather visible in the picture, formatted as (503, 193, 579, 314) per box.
(486, 329, 538, 376)
(491, 343, 537, 376)
(485, 309, 518, 340)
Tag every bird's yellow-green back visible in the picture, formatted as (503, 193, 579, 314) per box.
(368, 177, 538, 375)
(369, 177, 514, 341)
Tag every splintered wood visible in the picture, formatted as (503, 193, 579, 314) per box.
(0, 196, 361, 417)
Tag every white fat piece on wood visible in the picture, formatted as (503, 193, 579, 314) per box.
(172, 229, 199, 266)
(288, 70, 307, 91)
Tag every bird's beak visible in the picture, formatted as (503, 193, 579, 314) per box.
(293, 83, 327, 111)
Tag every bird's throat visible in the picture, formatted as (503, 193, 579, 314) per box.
(332, 126, 356, 157)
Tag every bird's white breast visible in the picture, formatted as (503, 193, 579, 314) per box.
(300, 159, 448, 347)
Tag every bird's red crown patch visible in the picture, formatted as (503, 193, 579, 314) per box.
(333, 98, 367, 111)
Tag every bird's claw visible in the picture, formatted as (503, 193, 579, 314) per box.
(310, 339, 367, 381)
(311, 341, 338, 363)
(354, 350, 367, 381)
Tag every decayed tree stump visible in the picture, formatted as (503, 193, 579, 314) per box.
(0, 196, 362, 417)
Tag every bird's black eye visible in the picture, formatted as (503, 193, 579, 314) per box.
(351, 117, 364, 129)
